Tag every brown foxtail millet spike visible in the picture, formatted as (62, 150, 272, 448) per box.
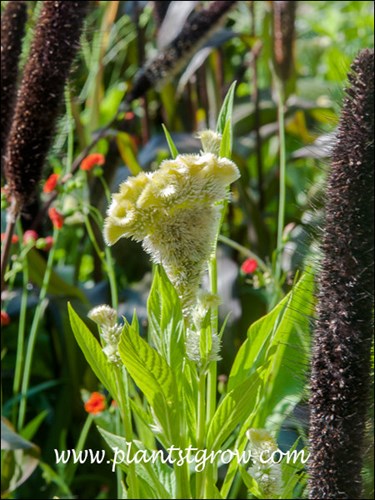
(126, 0, 237, 103)
(1, 0, 27, 159)
(272, 1, 297, 83)
(308, 49, 374, 499)
(3, 0, 90, 215)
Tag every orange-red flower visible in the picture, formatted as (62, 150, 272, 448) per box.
(84, 392, 106, 414)
(241, 258, 258, 274)
(48, 207, 64, 229)
(43, 236, 54, 251)
(1, 310, 11, 326)
(1, 233, 19, 244)
(23, 230, 39, 244)
(43, 173, 60, 193)
(80, 153, 105, 171)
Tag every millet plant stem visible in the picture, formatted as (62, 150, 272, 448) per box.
(12, 223, 30, 425)
(274, 78, 286, 302)
(18, 227, 60, 430)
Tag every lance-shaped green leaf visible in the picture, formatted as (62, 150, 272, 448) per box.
(68, 303, 117, 399)
(118, 321, 179, 443)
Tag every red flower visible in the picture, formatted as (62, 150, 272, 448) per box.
(1, 310, 11, 326)
(23, 230, 39, 244)
(84, 392, 106, 414)
(43, 236, 54, 251)
(43, 173, 60, 193)
(241, 258, 258, 274)
(1, 233, 19, 244)
(80, 153, 105, 171)
(48, 207, 64, 229)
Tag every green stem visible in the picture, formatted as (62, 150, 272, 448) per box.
(196, 370, 207, 498)
(64, 85, 74, 175)
(274, 79, 286, 288)
(114, 366, 138, 499)
(18, 228, 59, 430)
(64, 413, 94, 485)
(84, 209, 118, 310)
(206, 256, 218, 493)
(12, 226, 29, 425)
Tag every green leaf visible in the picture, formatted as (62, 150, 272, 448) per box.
(162, 124, 179, 159)
(216, 80, 237, 135)
(20, 410, 49, 442)
(228, 271, 315, 428)
(219, 118, 232, 158)
(206, 367, 264, 451)
(27, 249, 87, 302)
(147, 266, 185, 369)
(281, 440, 308, 499)
(118, 320, 179, 443)
(116, 131, 142, 175)
(67, 303, 118, 399)
(1, 419, 40, 496)
(98, 427, 172, 499)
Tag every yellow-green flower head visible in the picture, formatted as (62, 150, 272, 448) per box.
(104, 150, 240, 313)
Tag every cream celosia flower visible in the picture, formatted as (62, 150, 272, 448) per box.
(104, 147, 240, 314)
(246, 429, 282, 498)
(185, 329, 221, 364)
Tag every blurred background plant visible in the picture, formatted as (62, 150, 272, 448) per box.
(1, 1, 373, 498)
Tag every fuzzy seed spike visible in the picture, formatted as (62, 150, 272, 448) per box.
(1, 0, 27, 158)
(3, 0, 90, 214)
(126, 1, 237, 103)
(309, 49, 374, 499)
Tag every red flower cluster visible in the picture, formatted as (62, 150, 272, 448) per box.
(43, 236, 54, 251)
(1, 310, 11, 326)
(1, 233, 19, 244)
(241, 258, 258, 274)
(48, 207, 64, 229)
(84, 392, 106, 414)
(80, 153, 105, 171)
(43, 173, 60, 193)
(23, 230, 39, 244)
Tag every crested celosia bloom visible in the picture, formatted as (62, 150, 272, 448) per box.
(104, 142, 240, 314)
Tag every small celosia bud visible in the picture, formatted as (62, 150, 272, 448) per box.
(197, 130, 222, 155)
(185, 329, 221, 364)
(88, 305, 122, 366)
(88, 305, 118, 328)
(246, 429, 282, 498)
